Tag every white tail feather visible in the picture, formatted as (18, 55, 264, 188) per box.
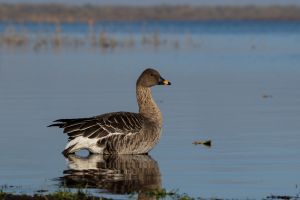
(65, 136, 104, 154)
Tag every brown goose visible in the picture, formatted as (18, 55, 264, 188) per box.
(49, 68, 171, 155)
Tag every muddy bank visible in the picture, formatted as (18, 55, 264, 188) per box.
(1, 4, 300, 23)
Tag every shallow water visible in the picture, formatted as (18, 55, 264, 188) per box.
(0, 21, 300, 199)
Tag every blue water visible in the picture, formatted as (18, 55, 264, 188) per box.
(1, 21, 300, 34)
(0, 21, 300, 199)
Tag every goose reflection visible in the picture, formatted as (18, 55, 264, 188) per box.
(58, 154, 161, 196)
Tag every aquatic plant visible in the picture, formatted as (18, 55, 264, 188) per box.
(144, 188, 197, 200)
(0, 23, 204, 53)
(0, 189, 111, 200)
(50, 189, 90, 200)
(0, 190, 6, 200)
(1, 188, 300, 200)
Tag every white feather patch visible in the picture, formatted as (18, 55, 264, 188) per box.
(65, 136, 104, 154)
(65, 132, 127, 154)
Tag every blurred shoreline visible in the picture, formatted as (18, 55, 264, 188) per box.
(1, 4, 300, 23)
(1, 20, 299, 53)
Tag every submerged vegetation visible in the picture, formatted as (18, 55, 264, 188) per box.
(0, 188, 195, 200)
(1, 187, 300, 200)
(0, 23, 201, 52)
(0, 189, 107, 200)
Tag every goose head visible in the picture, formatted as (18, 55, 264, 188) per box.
(137, 68, 171, 88)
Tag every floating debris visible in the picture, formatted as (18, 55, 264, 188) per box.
(193, 140, 212, 147)
(262, 94, 273, 99)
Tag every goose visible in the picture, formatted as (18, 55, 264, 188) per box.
(49, 68, 171, 155)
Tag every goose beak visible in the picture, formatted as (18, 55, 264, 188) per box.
(158, 77, 171, 85)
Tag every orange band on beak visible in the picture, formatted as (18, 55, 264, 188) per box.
(163, 80, 170, 85)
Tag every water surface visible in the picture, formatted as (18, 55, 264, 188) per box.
(0, 21, 300, 199)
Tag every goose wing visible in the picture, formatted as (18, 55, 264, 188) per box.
(49, 112, 144, 141)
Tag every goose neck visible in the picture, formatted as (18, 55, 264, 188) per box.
(136, 86, 162, 125)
